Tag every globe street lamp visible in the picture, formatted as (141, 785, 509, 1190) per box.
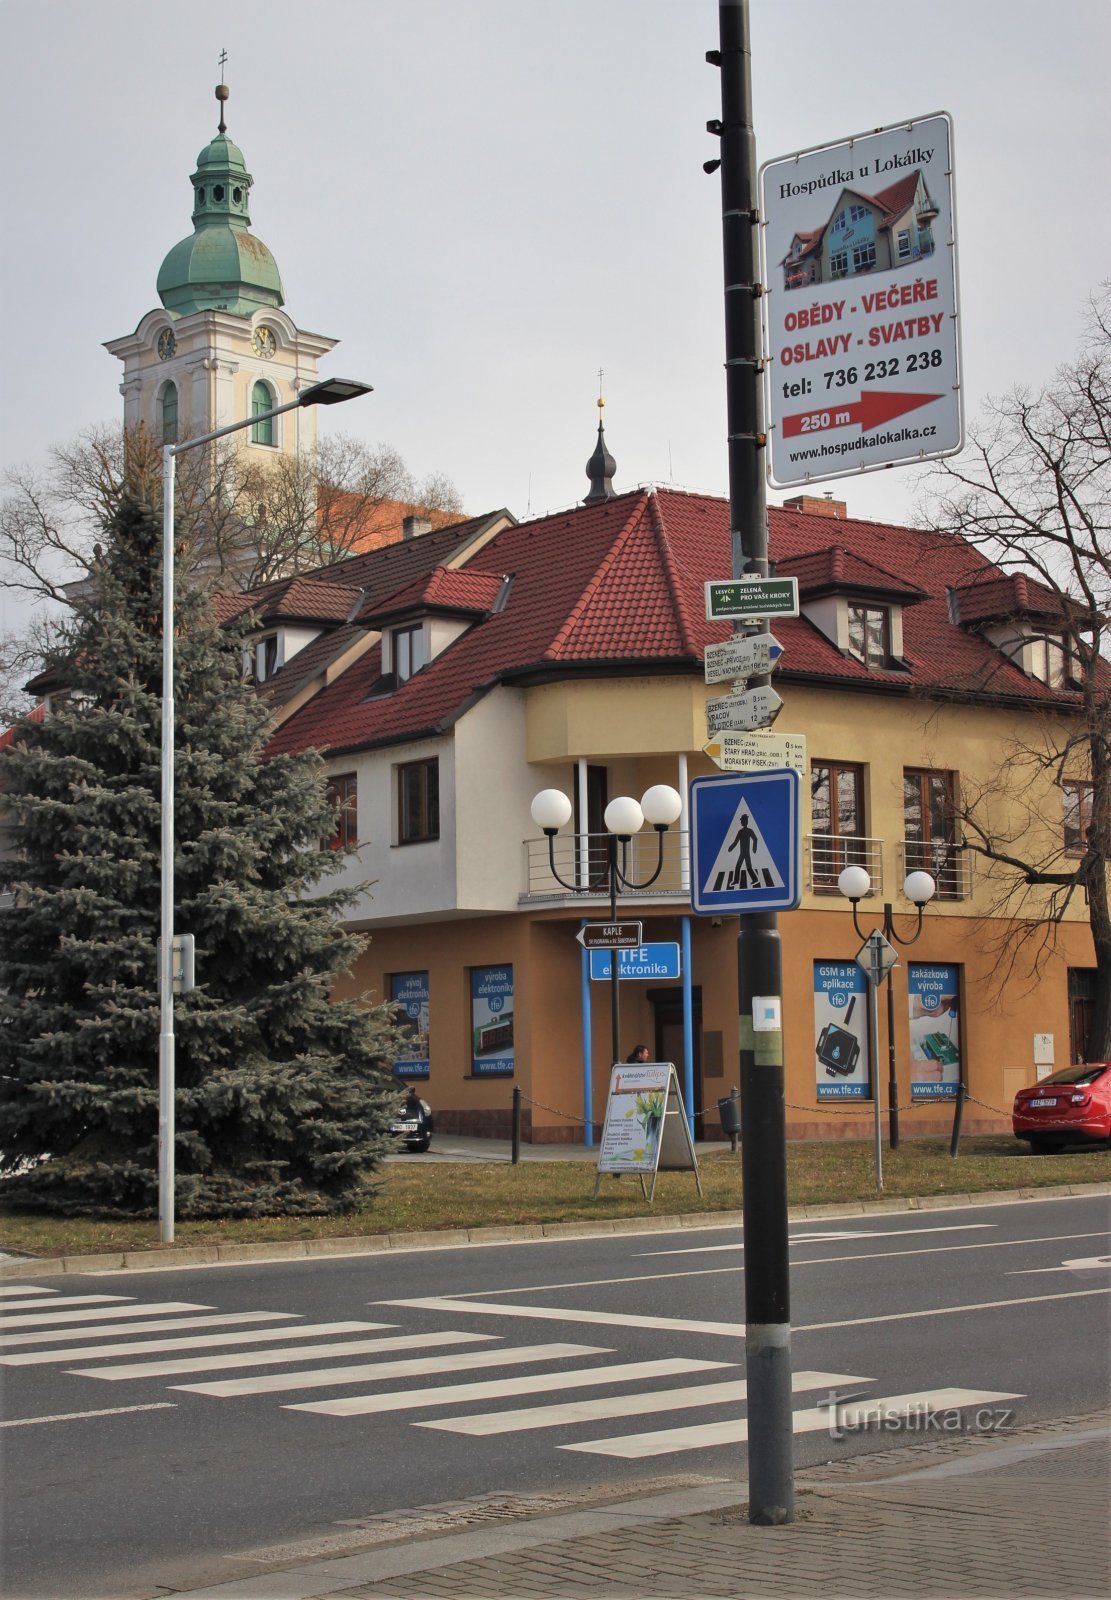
(530, 783, 682, 1073)
(838, 865, 936, 1156)
(159, 377, 372, 1243)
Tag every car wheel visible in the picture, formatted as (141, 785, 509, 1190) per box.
(410, 1137, 431, 1153)
(1028, 1137, 1061, 1155)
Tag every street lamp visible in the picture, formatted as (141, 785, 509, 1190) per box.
(838, 864, 936, 1160)
(530, 783, 682, 1073)
(159, 376, 373, 1243)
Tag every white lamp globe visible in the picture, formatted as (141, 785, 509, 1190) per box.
(640, 784, 683, 827)
(604, 796, 644, 837)
(903, 870, 937, 906)
(530, 788, 573, 832)
(837, 864, 872, 901)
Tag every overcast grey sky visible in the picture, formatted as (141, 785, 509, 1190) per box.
(2, 0, 1109, 642)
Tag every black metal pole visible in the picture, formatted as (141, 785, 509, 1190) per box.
(883, 905, 901, 1149)
(608, 835, 621, 1068)
(511, 1085, 522, 1165)
(716, 0, 793, 1525)
(949, 1079, 966, 1157)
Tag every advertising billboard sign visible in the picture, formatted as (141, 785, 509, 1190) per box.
(470, 965, 514, 1077)
(908, 963, 962, 1099)
(814, 960, 870, 1099)
(389, 970, 430, 1080)
(759, 112, 961, 486)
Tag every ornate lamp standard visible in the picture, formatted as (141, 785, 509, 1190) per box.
(530, 784, 683, 1070)
(837, 865, 936, 1154)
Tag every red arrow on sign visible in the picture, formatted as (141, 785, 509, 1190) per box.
(782, 389, 942, 439)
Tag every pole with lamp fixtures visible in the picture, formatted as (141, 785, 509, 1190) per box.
(837, 864, 936, 1181)
(529, 784, 683, 1092)
(158, 376, 373, 1244)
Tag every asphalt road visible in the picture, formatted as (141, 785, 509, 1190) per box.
(2, 1191, 1109, 1600)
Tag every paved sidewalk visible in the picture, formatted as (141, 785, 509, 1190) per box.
(171, 1411, 1110, 1600)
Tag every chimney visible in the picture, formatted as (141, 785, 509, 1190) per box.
(782, 494, 847, 520)
(402, 515, 433, 540)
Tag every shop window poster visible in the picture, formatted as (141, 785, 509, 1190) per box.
(389, 971, 430, 1079)
(471, 965, 514, 1076)
(814, 960, 870, 1098)
(908, 963, 961, 1098)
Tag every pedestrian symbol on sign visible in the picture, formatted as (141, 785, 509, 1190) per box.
(703, 794, 786, 895)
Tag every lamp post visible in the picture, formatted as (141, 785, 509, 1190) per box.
(159, 376, 372, 1244)
(530, 784, 682, 1074)
(837, 865, 936, 1165)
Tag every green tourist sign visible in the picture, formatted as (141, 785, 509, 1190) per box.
(704, 577, 799, 621)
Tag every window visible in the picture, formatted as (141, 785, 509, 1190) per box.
(398, 758, 439, 843)
(1030, 632, 1069, 687)
(258, 634, 279, 681)
(324, 772, 358, 851)
(851, 240, 877, 273)
(1063, 780, 1093, 857)
(831, 210, 847, 232)
(904, 768, 959, 895)
(810, 761, 865, 890)
(392, 623, 426, 684)
(849, 203, 870, 223)
(896, 228, 912, 259)
(829, 250, 848, 277)
(161, 382, 178, 444)
(847, 604, 889, 668)
(251, 380, 274, 445)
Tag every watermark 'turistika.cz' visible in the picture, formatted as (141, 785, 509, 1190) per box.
(823, 1392, 1016, 1442)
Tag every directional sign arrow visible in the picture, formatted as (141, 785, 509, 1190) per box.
(576, 921, 644, 950)
(782, 389, 942, 440)
(703, 632, 784, 686)
(704, 730, 806, 772)
(707, 685, 783, 732)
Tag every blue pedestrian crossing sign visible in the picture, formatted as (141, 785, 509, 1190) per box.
(690, 769, 802, 914)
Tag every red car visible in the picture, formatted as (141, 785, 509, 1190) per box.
(1012, 1062, 1111, 1152)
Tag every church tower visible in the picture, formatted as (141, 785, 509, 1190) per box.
(104, 78, 337, 462)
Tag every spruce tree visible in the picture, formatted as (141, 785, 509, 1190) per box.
(0, 490, 403, 1216)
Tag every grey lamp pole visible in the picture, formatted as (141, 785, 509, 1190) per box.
(158, 376, 372, 1244)
(837, 866, 937, 1160)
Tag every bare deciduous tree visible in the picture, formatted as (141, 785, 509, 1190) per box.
(920, 288, 1111, 1058)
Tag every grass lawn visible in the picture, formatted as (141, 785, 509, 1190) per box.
(1, 1135, 1107, 1260)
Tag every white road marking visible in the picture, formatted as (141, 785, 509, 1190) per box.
(0, 1403, 176, 1429)
(174, 1341, 610, 1399)
(1009, 1255, 1111, 1275)
(384, 1297, 742, 1338)
(288, 1358, 731, 1419)
(0, 1311, 297, 1348)
(72, 1330, 493, 1380)
(561, 1388, 1024, 1458)
(1, 1321, 393, 1366)
(640, 1224, 994, 1256)
(796, 1286, 1111, 1333)
(0, 1294, 131, 1313)
(416, 1369, 868, 1436)
(0, 1300, 211, 1330)
(0, 1285, 61, 1297)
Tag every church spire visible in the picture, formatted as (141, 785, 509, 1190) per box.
(583, 374, 617, 505)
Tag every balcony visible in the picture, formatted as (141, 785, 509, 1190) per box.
(806, 834, 884, 896)
(899, 839, 973, 901)
(522, 829, 690, 905)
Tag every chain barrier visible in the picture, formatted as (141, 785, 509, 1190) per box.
(963, 1089, 1013, 1120)
(518, 1088, 1009, 1129)
(516, 1089, 601, 1131)
(785, 1098, 876, 1118)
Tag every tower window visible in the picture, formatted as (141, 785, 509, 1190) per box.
(232, 186, 243, 204)
(197, 187, 206, 204)
(161, 382, 178, 444)
(213, 184, 225, 202)
(251, 381, 274, 446)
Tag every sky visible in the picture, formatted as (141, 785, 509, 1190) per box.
(2, 0, 1109, 644)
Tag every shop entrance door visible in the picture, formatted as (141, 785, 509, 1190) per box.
(648, 986, 702, 1119)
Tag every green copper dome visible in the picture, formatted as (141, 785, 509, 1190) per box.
(157, 127, 284, 317)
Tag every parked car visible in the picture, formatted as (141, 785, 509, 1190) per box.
(1012, 1062, 1111, 1152)
(388, 1086, 433, 1153)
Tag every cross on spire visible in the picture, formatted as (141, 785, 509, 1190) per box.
(215, 49, 230, 133)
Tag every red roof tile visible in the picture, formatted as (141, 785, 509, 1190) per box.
(780, 544, 926, 602)
(364, 566, 507, 623)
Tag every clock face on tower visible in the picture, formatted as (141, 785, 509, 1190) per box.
(157, 327, 177, 361)
(252, 326, 277, 359)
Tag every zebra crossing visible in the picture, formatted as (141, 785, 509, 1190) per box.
(1, 1282, 1022, 1458)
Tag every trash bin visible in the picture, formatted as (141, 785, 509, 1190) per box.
(718, 1088, 741, 1151)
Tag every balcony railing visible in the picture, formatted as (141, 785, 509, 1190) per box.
(806, 834, 884, 896)
(522, 830, 690, 903)
(899, 839, 973, 901)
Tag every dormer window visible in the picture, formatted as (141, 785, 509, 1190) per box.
(847, 604, 889, 668)
(1029, 632, 1068, 688)
(257, 635, 279, 682)
(392, 623, 426, 684)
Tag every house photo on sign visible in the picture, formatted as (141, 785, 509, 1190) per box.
(814, 960, 870, 1098)
(389, 971, 430, 1080)
(470, 965, 514, 1076)
(908, 964, 962, 1098)
(759, 111, 961, 487)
